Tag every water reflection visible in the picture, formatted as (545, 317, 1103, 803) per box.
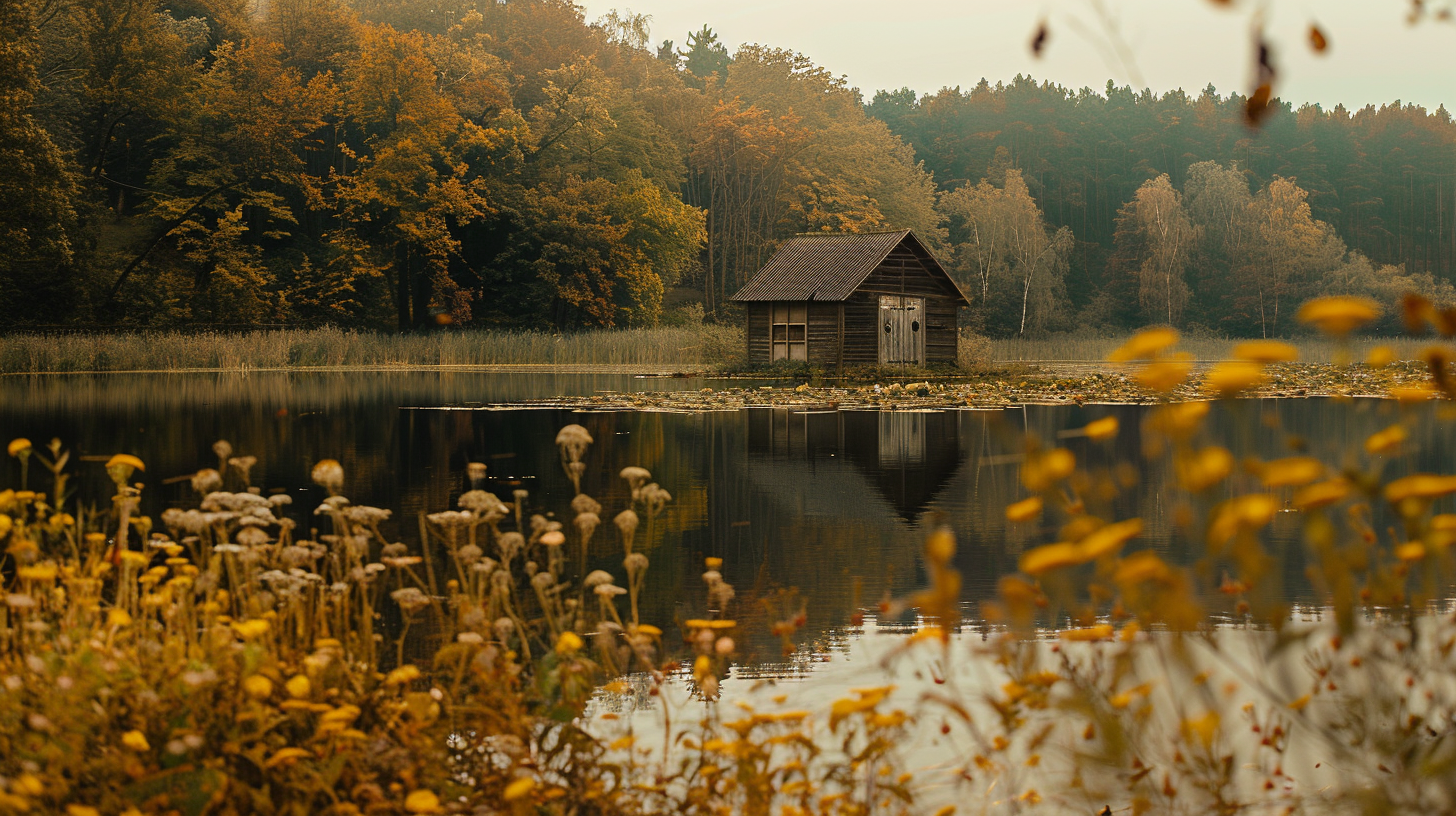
(3, 373, 1455, 670)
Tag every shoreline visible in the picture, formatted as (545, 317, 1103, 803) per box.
(1, 361, 1435, 410)
(481, 361, 1435, 411)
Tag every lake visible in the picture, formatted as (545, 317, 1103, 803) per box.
(3, 371, 1451, 667)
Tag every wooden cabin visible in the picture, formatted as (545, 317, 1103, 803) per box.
(731, 230, 967, 368)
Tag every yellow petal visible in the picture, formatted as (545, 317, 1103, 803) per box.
(1005, 496, 1043, 523)
(121, 730, 150, 751)
(1019, 543, 1085, 576)
(1204, 360, 1268, 396)
(1260, 456, 1325, 489)
(555, 631, 584, 655)
(1295, 296, 1381, 337)
(503, 777, 536, 802)
(1232, 340, 1298, 363)
(1385, 474, 1456, 503)
(1177, 446, 1233, 492)
(1114, 551, 1172, 586)
(1077, 518, 1143, 560)
(405, 789, 441, 813)
(1135, 354, 1194, 393)
(1108, 328, 1180, 362)
(106, 454, 146, 472)
(1365, 424, 1408, 455)
(1083, 416, 1119, 441)
(1292, 479, 1351, 511)
(285, 674, 312, 699)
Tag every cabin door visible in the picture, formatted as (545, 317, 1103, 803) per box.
(878, 295, 924, 364)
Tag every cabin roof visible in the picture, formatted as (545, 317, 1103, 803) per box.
(730, 229, 968, 304)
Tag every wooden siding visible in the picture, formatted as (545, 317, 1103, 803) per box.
(808, 303, 839, 366)
(924, 298, 957, 364)
(746, 303, 771, 364)
(857, 247, 962, 299)
(741, 242, 959, 369)
(841, 291, 880, 366)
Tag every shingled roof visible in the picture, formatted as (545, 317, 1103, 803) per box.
(730, 229, 967, 304)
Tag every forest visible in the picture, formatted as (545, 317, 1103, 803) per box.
(2, 0, 1454, 337)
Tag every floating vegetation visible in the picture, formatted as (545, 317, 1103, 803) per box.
(502, 360, 1438, 413)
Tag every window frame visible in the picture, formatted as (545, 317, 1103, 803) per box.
(770, 303, 808, 362)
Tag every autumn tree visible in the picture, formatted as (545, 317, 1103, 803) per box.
(1126, 174, 1195, 326)
(940, 164, 1070, 335)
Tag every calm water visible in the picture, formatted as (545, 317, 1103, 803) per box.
(2, 372, 1453, 664)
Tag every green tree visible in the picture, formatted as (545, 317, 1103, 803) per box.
(0, 0, 79, 325)
(680, 25, 728, 81)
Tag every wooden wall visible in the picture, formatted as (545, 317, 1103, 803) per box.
(746, 303, 770, 364)
(741, 243, 961, 368)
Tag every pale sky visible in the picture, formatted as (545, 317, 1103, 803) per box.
(576, 0, 1455, 111)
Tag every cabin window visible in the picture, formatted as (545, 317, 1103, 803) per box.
(771, 303, 807, 361)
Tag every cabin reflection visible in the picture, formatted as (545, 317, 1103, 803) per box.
(746, 408, 962, 523)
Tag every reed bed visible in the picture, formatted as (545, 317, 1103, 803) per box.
(0, 326, 742, 373)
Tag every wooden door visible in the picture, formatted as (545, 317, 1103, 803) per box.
(878, 295, 924, 364)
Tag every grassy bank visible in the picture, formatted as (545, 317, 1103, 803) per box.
(0, 326, 1433, 374)
(0, 326, 742, 373)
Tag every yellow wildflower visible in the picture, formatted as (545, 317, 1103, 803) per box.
(1135, 353, 1194, 392)
(106, 454, 145, 472)
(242, 675, 274, 700)
(231, 619, 270, 640)
(1365, 424, 1408, 455)
(503, 778, 536, 802)
(1366, 345, 1396, 367)
(1021, 448, 1075, 491)
(1177, 446, 1233, 492)
(1386, 474, 1456, 503)
(1232, 340, 1298, 363)
(1261, 456, 1325, 488)
(1395, 543, 1427, 562)
(7, 439, 31, 458)
(386, 665, 422, 685)
(1204, 360, 1267, 396)
(285, 674, 312, 699)
(1060, 624, 1114, 642)
(1292, 479, 1351, 511)
(121, 730, 150, 751)
(555, 631, 584, 655)
(1108, 328, 1180, 362)
(1083, 416, 1119, 440)
(1114, 552, 1172, 586)
(1078, 518, 1143, 560)
(1019, 543, 1084, 576)
(1296, 296, 1381, 336)
(1004, 496, 1043, 523)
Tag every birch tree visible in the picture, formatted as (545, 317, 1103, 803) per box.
(1128, 174, 1195, 326)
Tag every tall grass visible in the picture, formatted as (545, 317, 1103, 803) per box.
(991, 333, 1433, 364)
(0, 325, 743, 373)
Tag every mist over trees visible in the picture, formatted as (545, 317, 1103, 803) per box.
(2, 0, 1454, 336)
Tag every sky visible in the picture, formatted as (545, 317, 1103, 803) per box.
(575, 0, 1456, 111)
